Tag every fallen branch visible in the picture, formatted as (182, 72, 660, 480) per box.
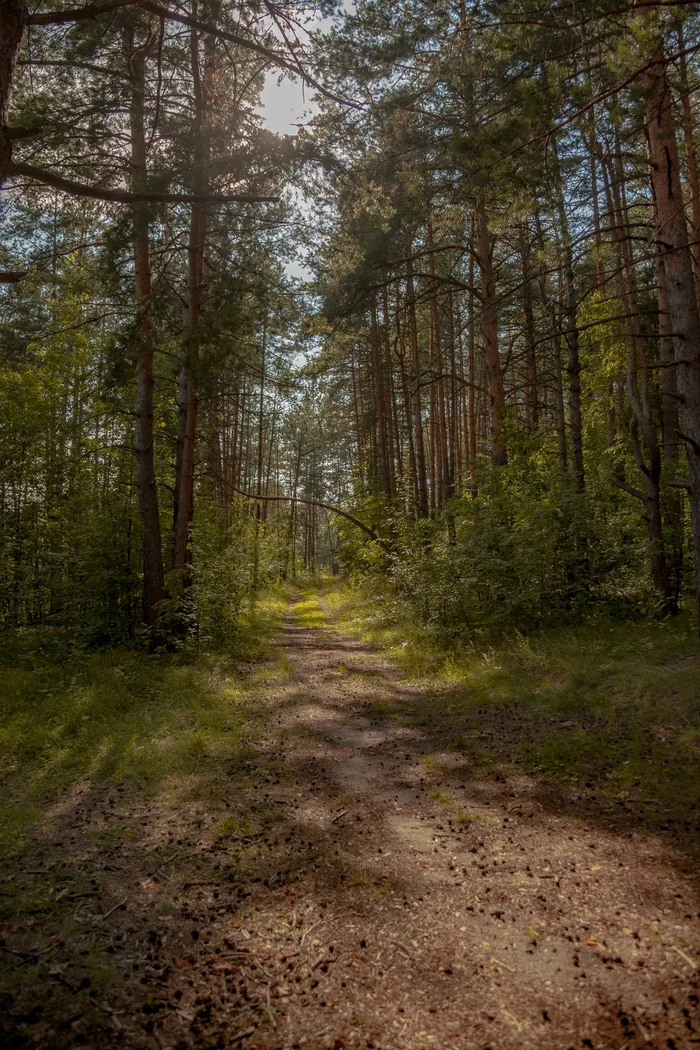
(300, 919, 321, 946)
(99, 897, 128, 920)
(672, 944, 698, 970)
(231, 1026, 255, 1043)
(265, 983, 277, 1029)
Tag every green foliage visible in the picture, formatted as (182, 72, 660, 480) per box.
(338, 441, 656, 641)
(0, 322, 141, 644)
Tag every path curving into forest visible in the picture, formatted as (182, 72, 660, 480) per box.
(1, 589, 699, 1050)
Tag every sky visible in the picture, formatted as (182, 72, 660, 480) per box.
(256, 3, 355, 282)
(257, 2, 352, 134)
(258, 73, 319, 282)
(260, 73, 318, 136)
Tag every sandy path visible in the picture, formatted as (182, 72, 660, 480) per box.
(246, 594, 700, 1049)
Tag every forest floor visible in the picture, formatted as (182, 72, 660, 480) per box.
(1, 586, 700, 1050)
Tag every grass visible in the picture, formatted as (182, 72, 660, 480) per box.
(290, 589, 327, 628)
(0, 588, 289, 863)
(322, 580, 700, 822)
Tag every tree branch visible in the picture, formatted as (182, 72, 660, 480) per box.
(9, 161, 279, 204)
(28, 0, 361, 109)
(677, 430, 700, 455)
(226, 484, 391, 553)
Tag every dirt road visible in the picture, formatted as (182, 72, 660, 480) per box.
(2, 592, 699, 1049)
(243, 594, 700, 1049)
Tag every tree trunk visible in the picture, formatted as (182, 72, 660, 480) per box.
(428, 222, 451, 502)
(519, 225, 538, 432)
(645, 39, 700, 628)
(677, 24, 700, 301)
(252, 320, 266, 591)
(370, 294, 392, 498)
(604, 145, 674, 612)
(173, 22, 207, 572)
(0, 0, 27, 188)
(475, 201, 507, 466)
(124, 23, 165, 634)
(382, 285, 399, 487)
(551, 135, 584, 487)
(407, 250, 429, 516)
(467, 246, 477, 482)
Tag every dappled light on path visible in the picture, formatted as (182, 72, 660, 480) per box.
(1, 590, 698, 1050)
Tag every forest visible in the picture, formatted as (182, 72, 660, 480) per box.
(1, 0, 700, 1047)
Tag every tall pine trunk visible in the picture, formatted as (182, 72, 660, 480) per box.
(475, 201, 507, 466)
(173, 22, 207, 572)
(645, 38, 700, 628)
(407, 250, 429, 516)
(124, 24, 165, 634)
(551, 135, 584, 487)
(0, 0, 27, 188)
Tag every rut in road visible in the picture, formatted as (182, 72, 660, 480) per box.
(239, 592, 700, 1049)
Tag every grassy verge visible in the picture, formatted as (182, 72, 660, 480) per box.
(321, 580, 700, 824)
(289, 587, 328, 629)
(0, 588, 290, 864)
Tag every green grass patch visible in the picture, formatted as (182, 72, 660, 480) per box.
(291, 588, 327, 629)
(322, 580, 700, 823)
(0, 588, 288, 862)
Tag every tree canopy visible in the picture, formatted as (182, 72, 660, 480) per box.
(1, 0, 700, 644)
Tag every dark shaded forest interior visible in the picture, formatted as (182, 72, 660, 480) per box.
(1, 0, 700, 1047)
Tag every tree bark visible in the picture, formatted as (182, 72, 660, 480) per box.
(124, 22, 165, 634)
(475, 201, 507, 466)
(677, 23, 700, 302)
(369, 294, 392, 498)
(519, 225, 538, 432)
(645, 38, 700, 628)
(0, 0, 27, 188)
(603, 147, 674, 612)
(173, 20, 207, 573)
(427, 222, 451, 505)
(407, 250, 429, 516)
(467, 246, 477, 482)
(551, 135, 584, 488)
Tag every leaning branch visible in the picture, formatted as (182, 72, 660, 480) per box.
(29, 0, 136, 24)
(611, 474, 645, 502)
(9, 162, 279, 204)
(227, 484, 391, 553)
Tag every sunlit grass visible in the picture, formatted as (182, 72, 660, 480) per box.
(0, 588, 288, 860)
(323, 580, 700, 818)
(291, 589, 327, 628)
